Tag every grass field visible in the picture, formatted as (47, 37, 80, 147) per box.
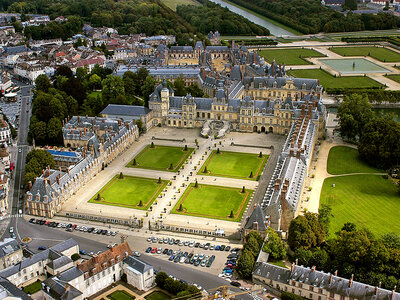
(386, 74, 400, 83)
(330, 46, 400, 62)
(172, 183, 253, 222)
(288, 69, 383, 89)
(127, 145, 193, 172)
(199, 150, 268, 180)
(107, 290, 136, 300)
(23, 280, 42, 295)
(258, 48, 324, 65)
(320, 175, 400, 236)
(161, 0, 200, 11)
(145, 291, 171, 300)
(89, 175, 168, 210)
(327, 146, 382, 175)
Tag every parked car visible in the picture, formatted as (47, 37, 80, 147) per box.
(167, 249, 173, 256)
(38, 246, 47, 250)
(29, 218, 35, 223)
(169, 255, 175, 261)
(145, 247, 152, 253)
(151, 248, 157, 254)
(220, 245, 225, 251)
(163, 249, 169, 255)
(79, 250, 87, 255)
(225, 246, 231, 252)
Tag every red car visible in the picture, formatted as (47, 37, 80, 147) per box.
(151, 247, 157, 254)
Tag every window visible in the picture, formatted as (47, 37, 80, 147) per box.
(330, 292, 335, 298)
(310, 294, 313, 299)
(340, 296, 345, 300)
(318, 289, 323, 294)
(310, 286, 314, 291)
(298, 283, 303, 288)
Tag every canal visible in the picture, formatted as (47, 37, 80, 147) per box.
(208, 0, 296, 37)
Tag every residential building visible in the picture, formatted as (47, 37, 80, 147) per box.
(0, 238, 23, 270)
(0, 115, 11, 145)
(0, 147, 10, 170)
(0, 172, 8, 216)
(253, 262, 400, 300)
(123, 256, 155, 291)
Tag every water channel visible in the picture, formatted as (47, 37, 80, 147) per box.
(208, 0, 296, 37)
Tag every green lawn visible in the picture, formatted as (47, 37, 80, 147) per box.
(320, 175, 400, 236)
(172, 183, 253, 222)
(199, 150, 268, 180)
(89, 175, 168, 210)
(330, 46, 400, 62)
(107, 290, 136, 300)
(269, 260, 288, 268)
(161, 0, 200, 10)
(127, 145, 194, 172)
(327, 146, 382, 175)
(258, 48, 324, 65)
(145, 291, 171, 300)
(23, 280, 42, 295)
(288, 69, 383, 89)
(386, 74, 400, 83)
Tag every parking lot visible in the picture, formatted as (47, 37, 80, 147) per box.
(143, 236, 239, 276)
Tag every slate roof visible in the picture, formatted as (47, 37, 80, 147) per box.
(124, 255, 153, 274)
(0, 238, 20, 258)
(0, 277, 31, 299)
(43, 277, 82, 300)
(253, 263, 400, 300)
(244, 204, 268, 231)
(58, 266, 83, 282)
(2, 45, 32, 55)
(101, 104, 151, 117)
(47, 255, 72, 270)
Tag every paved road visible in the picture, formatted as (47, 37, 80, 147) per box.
(1, 84, 32, 241)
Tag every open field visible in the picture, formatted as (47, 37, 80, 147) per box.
(327, 146, 382, 175)
(172, 183, 253, 222)
(127, 145, 193, 172)
(329, 46, 400, 62)
(161, 0, 200, 11)
(320, 174, 400, 236)
(258, 48, 324, 65)
(199, 150, 268, 180)
(288, 69, 383, 89)
(107, 290, 136, 300)
(89, 175, 168, 210)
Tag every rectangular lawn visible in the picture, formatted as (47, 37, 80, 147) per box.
(386, 74, 400, 83)
(330, 46, 400, 62)
(258, 48, 324, 65)
(107, 290, 136, 300)
(320, 175, 400, 236)
(127, 145, 193, 172)
(327, 146, 382, 175)
(288, 69, 383, 90)
(199, 150, 268, 180)
(89, 175, 168, 210)
(172, 183, 253, 222)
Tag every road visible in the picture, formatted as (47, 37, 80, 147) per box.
(2, 83, 32, 241)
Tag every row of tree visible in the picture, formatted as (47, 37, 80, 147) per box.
(227, 0, 400, 34)
(155, 272, 200, 298)
(337, 93, 400, 169)
(235, 231, 263, 279)
(176, 0, 269, 36)
(288, 208, 400, 290)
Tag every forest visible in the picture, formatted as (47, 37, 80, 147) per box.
(228, 0, 400, 34)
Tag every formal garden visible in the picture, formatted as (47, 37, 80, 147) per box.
(320, 146, 398, 236)
(288, 69, 383, 90)
(258, 48, 325, 65)
(329, 46, 400, 62)
(199, 150, 268, 180)
(127, 144, 194, 172)
(107, 290, 136, 300)
(172, 183, 253, 222)
(89, 174, 169, 210)
(23, 280, 42, 295)
(145, 291, 171, 300)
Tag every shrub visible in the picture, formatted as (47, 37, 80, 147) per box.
(71, 253, 80, 261)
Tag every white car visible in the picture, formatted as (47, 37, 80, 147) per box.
(9, 227, 13, 233)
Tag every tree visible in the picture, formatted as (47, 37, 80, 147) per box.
(138, 200, 143, 207)
(318, 204, 333, 235)
(259, 152, 262, 158)
(151, 142, 155, 148)
(263, 227, 287, 260)
(281, 292, 304, 300)
(102, 75, 125, 104)
(186, 84, 204, 97)
(203, 166, 207, 173)
(288, 212, 326, 250)
(71, 253, 81, 261)
(61, 77, 87, 105)
(194, 180, 198, 188)
(88, 74, 102, 90)
(76, 67, 88, 81)
(119, 172, 124, 179)
(169, 163, 173, 170)
(55, 65, 73, 79)
(47, 117, 62, 142)
(184, 145, 188, 151)
(157, 177, 161, 184)
(155, 272, 168, 288)
(173, 77, 187, 96)
(178, 203, 183, 211)
(236, 250, 255, 279)
(31, 121, 47, 142)
(341, 222, 357, 232)
(35, 75, 52, 93)
(133, 159, 137, 166)
(343, 0, 357, 10)
(141, 75, 156, 105)
(249, 171, 253, 178)
(242, 186, 245, 193)
(96, 194, 101, 201)
(229, 210, 234, 218)
(216, 148, 220, 154)
(337, 94, 373, 141)
(381, 232, 400, 249)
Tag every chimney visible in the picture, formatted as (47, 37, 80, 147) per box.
(284, 178, 290, 186)
(252, 222, 258, 230)
(329, 273, 333, 284)
(311, 266, 316, 272)
(65, 285, 70, 292)
(56, 176, 60, 185)
(28, 181, 32, 190)
(349, 275, 354, 287)
(289, 149, 294, 157)
(391, 287, 397, 300)
(66, 168, 69, 174)
(291, 263, 295, 272)
(375, 286, 378, 295)
(93, 254, 98, 264)
(44, 178, 47, 185)
(295, 259, 298, 265)
(42, 169, 45, 175)
(274, 183, 280, 191)
(296, 149, 301, 159)
(334, 270, 338, 276)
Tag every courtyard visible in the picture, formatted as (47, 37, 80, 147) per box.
(127, 144, 194, 172)
(89, 175, 169, 210)
(199, 150, 268, 180)
(172, 183, 253, 222)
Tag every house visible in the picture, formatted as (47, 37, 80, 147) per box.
(253, 262, 400, 300)
(123, 256, 155, 291)
(0, 147, 10, 170)
(0, 115, 11, 145)
(0, 277, 30, 299)
(101, 104, 154, 132)
(0, 238, 23, 270)
(0, 172, 8, 215)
